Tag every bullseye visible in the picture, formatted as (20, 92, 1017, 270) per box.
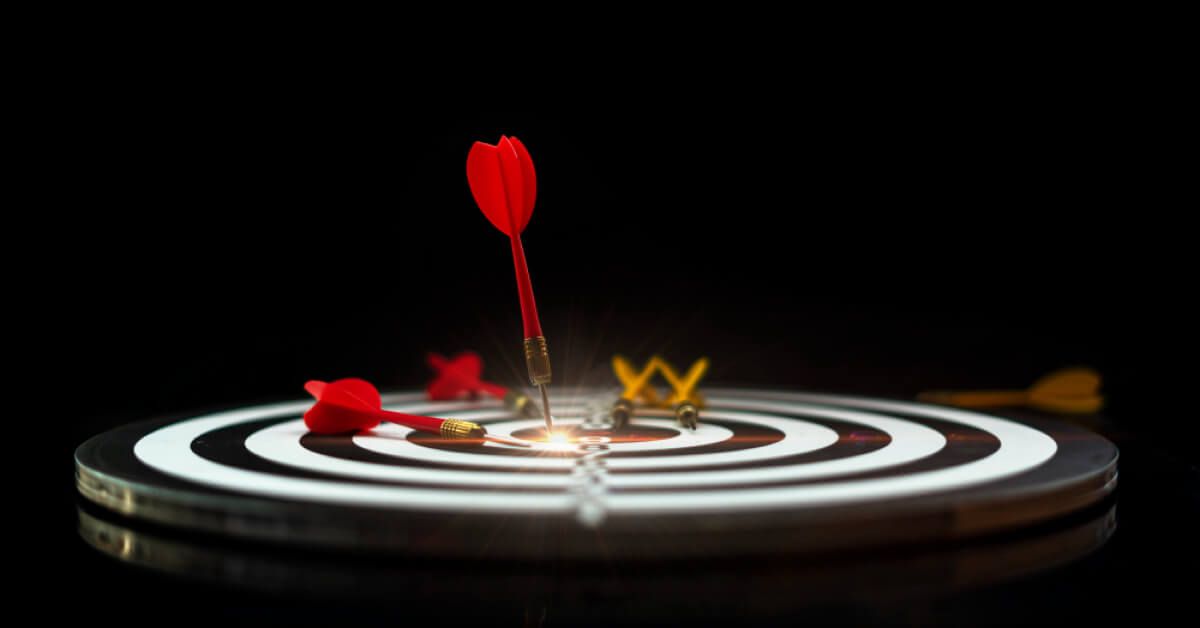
(508, 424, 677, 444)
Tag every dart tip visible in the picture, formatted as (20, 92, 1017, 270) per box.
(484, 434, 533, 448)
(538, 384, 554, 432)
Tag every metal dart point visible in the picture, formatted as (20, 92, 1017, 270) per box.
(484, 433, 533, 448)
(539, 384, 553, 433)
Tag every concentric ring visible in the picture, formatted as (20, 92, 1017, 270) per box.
(130, 391, 1057, 514)
(345, 409, 841, 470)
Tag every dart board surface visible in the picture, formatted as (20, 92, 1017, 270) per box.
(75, 388, 1118, 558)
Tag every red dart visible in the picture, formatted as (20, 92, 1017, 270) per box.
(467, 136, 555, 433)
(303, 378, 530, 447)
(426, 352, 540, 417)
(426, 352, 506, 399)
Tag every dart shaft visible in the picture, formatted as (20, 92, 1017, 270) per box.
(917, 390, 1028, 407)
(512, 233, 554, 430)
(538, 383, 553, 433)
(380, 410, 523, 444)
(510, 235, 542, 338)
(379, 409, 447, 434)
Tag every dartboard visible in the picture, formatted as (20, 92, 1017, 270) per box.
(75, 388, 1117, 558)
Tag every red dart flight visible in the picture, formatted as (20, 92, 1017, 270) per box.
(303, 378, 529, 447)
(426, 352, 505, 400)
(466, 136, 555, 433)
(426, 351, 538, 417)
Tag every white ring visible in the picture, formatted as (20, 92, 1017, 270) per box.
(243, 403, 939, 488)
(134, 390, 1055, 514)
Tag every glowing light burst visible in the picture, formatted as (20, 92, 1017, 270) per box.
(543, 431, 575, 452)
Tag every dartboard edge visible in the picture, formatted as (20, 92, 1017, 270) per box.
(74, 388, 1118, 559)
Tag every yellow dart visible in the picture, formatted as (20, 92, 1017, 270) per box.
(613, 355, 662, 406)
(918, 367, 1104, 415)
(658, 357, 709, 429)
(611, 355, 663, 428)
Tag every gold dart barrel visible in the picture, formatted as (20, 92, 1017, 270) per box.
(674, 401, 699, 430)
(439, 419, 531, 447)
(439, 419, 487, 439)
(523, 336, 552, 385)
(611, 398, 634, 430)
(523, 335, 554, 432)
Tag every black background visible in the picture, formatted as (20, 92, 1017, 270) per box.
(39, 96, 1196, 625)
(54, 107, 1153, 420)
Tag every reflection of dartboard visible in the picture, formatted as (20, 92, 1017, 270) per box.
(75, 388, 1117, 558)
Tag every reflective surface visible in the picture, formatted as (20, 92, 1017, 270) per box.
(77, 498, 1118, 608)
(53, 410, 1200, 626)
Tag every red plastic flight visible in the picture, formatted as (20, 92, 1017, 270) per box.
(303, 378, 529, 447)
(426, 351, 508, 400)
(466, 136, 542, 338)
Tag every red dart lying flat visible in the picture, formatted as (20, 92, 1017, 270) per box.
(426, 351, 539, 417)
(304, 378, 530, 447)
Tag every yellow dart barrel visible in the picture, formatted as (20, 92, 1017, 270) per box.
(439, 419, 487, 439)
(523, 336, 552, 386)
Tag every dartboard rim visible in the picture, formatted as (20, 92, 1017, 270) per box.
(74, 388, 1118, 558)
